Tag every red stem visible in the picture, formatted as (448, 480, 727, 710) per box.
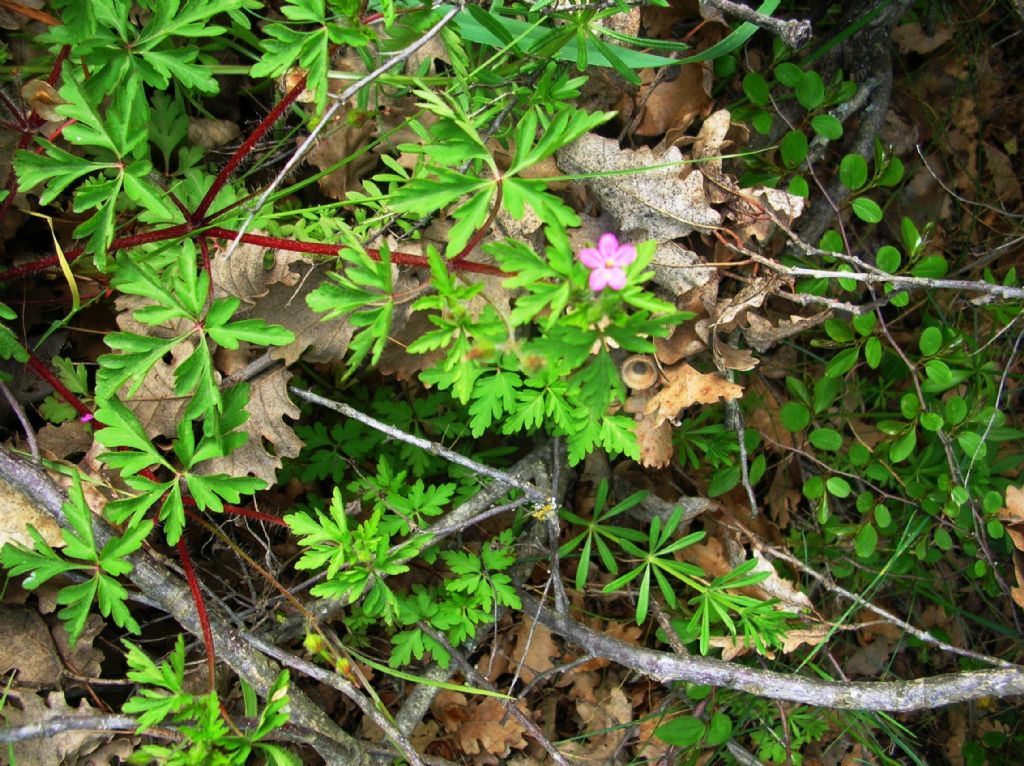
(205, 227, 506, 276)
(27, 353, 91, 418)
(176, 537, 217, 692)
(191, 74, 309, 222)
(452, 179, 502, 263)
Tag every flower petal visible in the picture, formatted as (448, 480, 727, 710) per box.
(597, 232, 620, 257)
(612, 243, 636, 267)
(604, 268, 627, 290)
(579, 247, 603, 268)
(589, 268, 610, 291)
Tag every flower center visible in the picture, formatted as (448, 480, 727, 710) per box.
(605, 258, 617, 268)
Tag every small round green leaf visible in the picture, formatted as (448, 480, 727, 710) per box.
(933, 527, 953, 551)
(705, 713, 733, 747)
(796, 71, 825, 109)
(774, 62, 803, 87)
(878, 157, 904, 186)
(803, 475, 825, 500)
(920, 412, 945, 432)
(874, 504, 891, 527)
(919, 326, 942, 356)
(826, 475, 851, 498)
(809, 427, 843, 451)
(788, 175, 809, 198)
(780, 130, 808, 168)
(752, 111, 773, 134)
(810, 113, 843, 140)
(655, 716, 706, 747)
(876, 245, 901, 273)
(889, 428, 917, 463)
(855, 524, 878, 558)
(780, 402, 811, 431)
(825, 346, 859, 378)
(945, 396, 968, 425)
(839, 154, 868, 190)
(852, 197, 883, 223)
(864, 336, 882, 368)
(743, 72, 770, 106)
(819, 229, 843, 253)
(912, 255, 948, 278)
(851, 312, 876, 336)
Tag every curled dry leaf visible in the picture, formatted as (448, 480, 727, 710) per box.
(563, 686, 633, 762)
(556, 133, 722, 243)
(431, 690, 529, 757)
(649, 242, 716, 297)
(632, 61, 713, 138)
(509, 618, 559, 683)
(743, 311, 831, 353)
(1, 690, 103, 766)
(211, 240, 304, 305)
(643, 363, 743, 427)
(625, 392, 674, 469)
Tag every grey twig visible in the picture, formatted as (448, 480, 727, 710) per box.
(0, 381, 38, 461)
(700, 0, 812, 48)
(0, 715, 142, 743)
(729, 521, 1014, 669)
(290, 387, 551, 503)
(519, 592, 1024, 711)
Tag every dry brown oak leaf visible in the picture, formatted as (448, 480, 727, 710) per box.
(644, 363, 743, 427)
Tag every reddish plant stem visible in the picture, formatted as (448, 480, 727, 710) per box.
(176, 537, 217, 692)
(452, 179, 502, 262)
(204, 227, 506, 276)
(192, 74, 309, 222)
(27, 353, 91, 418)
(209, 501, 286, 527)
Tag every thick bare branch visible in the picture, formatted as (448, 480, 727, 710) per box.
(520, 593, 1024, 712)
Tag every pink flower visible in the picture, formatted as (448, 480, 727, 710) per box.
(578, 233, 636, 291)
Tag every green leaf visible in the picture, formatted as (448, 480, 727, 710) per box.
(839, 154, 868, 190)
(854, 524, 878, 558)
(795, 70, 824, 109)
(655, 715, 706, 746)
(889, 428, 917, 463)
(876, 245, 901, 273)
(774, 62, 803, 88)
(852, 197, 883, 223)
(779, 129, 808, 169)
(809, 427, 843, 451)
(810, 114, 843, 140)
(919, 326, 942, 356)
(864, 336, 882, 368)
(743, 72, 770, 106)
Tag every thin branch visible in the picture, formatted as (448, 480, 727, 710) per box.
(519, 592, 1024, 711)
(749, 254, 1024, 301)
(290, 387, 552, 503)
(727, 520, 1015, 669)
(0, 380, 38, 461)
(0, 715, 142, 743)
(700, 0, 812, 48)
